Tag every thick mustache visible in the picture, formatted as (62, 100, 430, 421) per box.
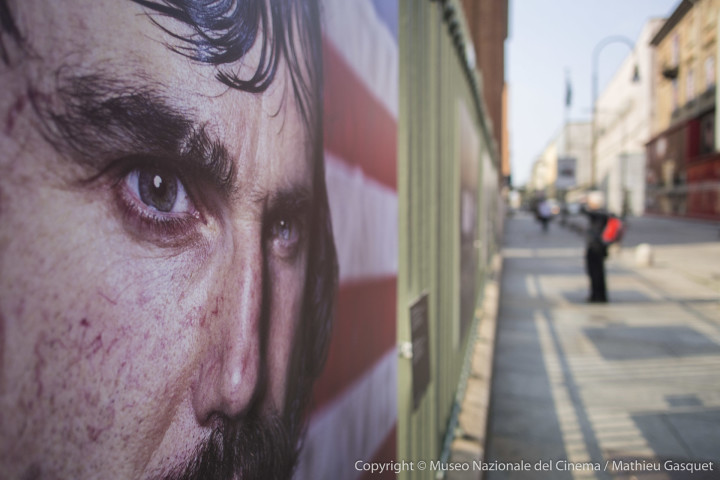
(162, 412, 298, 480)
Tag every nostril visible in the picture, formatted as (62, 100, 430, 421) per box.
(201, 410, 227, 431)
(192, 347, 263, 425)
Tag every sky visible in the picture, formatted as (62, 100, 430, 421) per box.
(508, 0, 680, 186)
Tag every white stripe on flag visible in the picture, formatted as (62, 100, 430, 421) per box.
(323, 0, 398, 119)
(294, 348, 398, 480)
(325, 152, 399, 283)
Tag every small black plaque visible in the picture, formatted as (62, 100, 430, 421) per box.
(410, 293, 431, 410)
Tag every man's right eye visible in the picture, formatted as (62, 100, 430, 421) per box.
(116, 165, 203, 243)
(126, 168, 191, 214)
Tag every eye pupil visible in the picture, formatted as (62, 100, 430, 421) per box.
(138, 169, 178, 212)
(265, 212, 305, 259)
(278, 219, 292, 239)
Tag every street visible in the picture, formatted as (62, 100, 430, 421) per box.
(485, 212, 720, 479)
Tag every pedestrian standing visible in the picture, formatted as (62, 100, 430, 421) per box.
(581, 192, 609, 303)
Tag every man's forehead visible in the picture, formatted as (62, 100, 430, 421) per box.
(20, 0, 150, 50)
(10, 0, 318, 143)
(18, 1, 223, 84)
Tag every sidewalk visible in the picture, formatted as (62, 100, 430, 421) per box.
(484, 213, 720, 480)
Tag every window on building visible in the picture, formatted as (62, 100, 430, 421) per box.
(700, 111, 715, 155)
(672, 34, 680, 110)
(687, 68, 695, 101)
(705, 56, 715, 89)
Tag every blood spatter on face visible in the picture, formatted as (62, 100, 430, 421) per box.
(84, 402, 116, 442)
(4, 94, 27, 136)
(33, 334, 48, 397)
(97, 290, 118, 305)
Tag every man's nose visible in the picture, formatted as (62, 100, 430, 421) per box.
(192, 236, 266, 423)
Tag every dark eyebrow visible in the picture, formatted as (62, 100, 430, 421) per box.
(33, 73, 236, 196)
(267, 185, 313, 214)
(263, 184, 314, 229)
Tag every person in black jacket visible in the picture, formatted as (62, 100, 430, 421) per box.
(581, 192, 610, 303)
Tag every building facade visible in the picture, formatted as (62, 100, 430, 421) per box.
(646, 0, 720, 220)
(462, 0, 510, 186)
(595, 19, 664, 216)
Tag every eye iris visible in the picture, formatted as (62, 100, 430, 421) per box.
(138, 169, 178, 212)
(276, 219, 294, 242)
(278, 220, 289, 239)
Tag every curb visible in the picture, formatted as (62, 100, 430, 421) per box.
(446, 252, 503, 480)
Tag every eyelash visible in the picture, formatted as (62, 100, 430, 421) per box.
(114, 163, 203, 244)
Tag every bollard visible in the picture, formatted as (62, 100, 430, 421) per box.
(635, 243, 654, 267)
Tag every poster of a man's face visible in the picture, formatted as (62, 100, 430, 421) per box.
(0, 0, 337, 478)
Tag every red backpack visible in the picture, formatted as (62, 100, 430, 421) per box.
(602, 216, 624, 244)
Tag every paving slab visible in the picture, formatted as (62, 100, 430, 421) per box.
(484, 213, 720, 480)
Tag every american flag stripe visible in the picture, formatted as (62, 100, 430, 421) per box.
(309, 276, 397, 411)
(322, 0, 399, 118)
(295, 0, 398, 476)
(325, 155, 398, 283)
(323, 40, 398, 191)
(359, 425, 398, 480)
(296, 349, 398, 480)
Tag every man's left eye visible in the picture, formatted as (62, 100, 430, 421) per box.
(268, 217, 303, 259)
(125, 167, 192, 214)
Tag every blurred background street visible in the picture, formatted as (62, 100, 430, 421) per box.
(485, 212, 720, 479)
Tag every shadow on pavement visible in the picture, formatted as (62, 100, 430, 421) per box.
(584, 325, 720, 361)
(485, 214, 720, 480)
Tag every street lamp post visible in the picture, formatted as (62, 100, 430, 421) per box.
(591, 35, 639, 189)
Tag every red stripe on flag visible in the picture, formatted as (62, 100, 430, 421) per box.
(310, 276, 397, 411)
(323, 38, 398, 191)
(360, 424, 398, 480)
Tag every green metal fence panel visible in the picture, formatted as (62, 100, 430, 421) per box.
(397, 0, 500, 478)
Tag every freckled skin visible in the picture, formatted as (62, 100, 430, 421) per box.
(0, 0, 314, 478)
